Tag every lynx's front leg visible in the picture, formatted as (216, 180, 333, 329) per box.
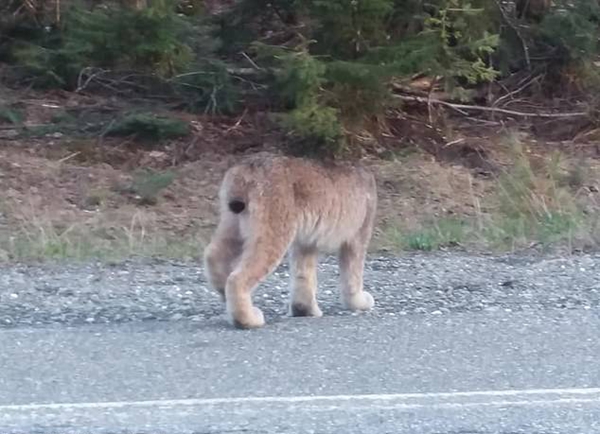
(288, 243, 323, 318)
(225, 228, 293, 329)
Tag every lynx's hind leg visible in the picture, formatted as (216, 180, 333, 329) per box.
(225, 218, 295, 329)
(288, 243, 323, 318)
(338, 192, 376, 312)
(338, 238, 374, 311)
(203, 212, 243, 303)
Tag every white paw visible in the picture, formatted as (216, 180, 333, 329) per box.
(229, 306, 266, 329)
(343, 291, 375, 311)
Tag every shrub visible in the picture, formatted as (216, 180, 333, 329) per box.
(129, 168, 176, 205)
(170, 60, 241, 115)
(4, 0, 216, 88)
(223, 0, 502, 156)
(307, 0, 394, 58)
(106, 113, 191, 142)
(254, 46, 344, 156)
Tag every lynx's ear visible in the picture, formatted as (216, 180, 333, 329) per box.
(228, 199, 246, 214)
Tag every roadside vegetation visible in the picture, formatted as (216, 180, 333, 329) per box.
(0, 0, 599, 262)
(384, 134, 599, 254)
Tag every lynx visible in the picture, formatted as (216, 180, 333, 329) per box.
(203, 154, 377, 329)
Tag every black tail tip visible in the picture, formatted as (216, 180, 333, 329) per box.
(228, 200, 246, 214)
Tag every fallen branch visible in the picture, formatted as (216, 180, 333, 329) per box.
(0, 123, 51, 130)
(226, 67, 264, 76)
(394, 94, 588, 119)
(492, 74, 540, 109)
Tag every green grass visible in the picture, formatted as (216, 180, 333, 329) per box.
(0, 195, 204, 263)
(0, 105, 24, 124)
(383, 210, 592, 254)
(481, 212, 583, 251)
(481, 136, 592, 250)
(385, 217, 469, 251)
(0, 224, 203, 263)
(383, 134, 598, 254)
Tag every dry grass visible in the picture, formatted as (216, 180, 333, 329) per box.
(380, 132, 600, 253)
(1, 127, 599, 262)
(0, 147, 221, 263)
(0, 201, 206, 263)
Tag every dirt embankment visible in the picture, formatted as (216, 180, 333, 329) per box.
(1, 88, 599, 261)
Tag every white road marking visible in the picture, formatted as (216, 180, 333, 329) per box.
(2, 387, 600, 412)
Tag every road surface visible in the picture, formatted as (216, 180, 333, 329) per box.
(1, 252, 599, 433)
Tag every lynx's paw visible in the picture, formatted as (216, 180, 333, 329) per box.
(228, 306, 266, 329)
(342, 291, 374, 311)
(289, 302, 323, 318)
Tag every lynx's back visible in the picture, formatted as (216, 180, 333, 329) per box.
(285, 158, 376, 251)
(220, 155, 376, 251)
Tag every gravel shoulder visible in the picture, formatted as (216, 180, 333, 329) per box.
(1, 251, 599, 328)
(2, 251, 600, 434)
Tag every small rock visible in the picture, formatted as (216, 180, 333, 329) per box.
(58, 288, 75, 297)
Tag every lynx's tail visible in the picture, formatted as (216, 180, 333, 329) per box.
(228, 199, 246, 214)
(220, 157, 275, 215)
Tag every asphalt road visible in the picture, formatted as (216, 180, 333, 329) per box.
(1, 252, 600, 433)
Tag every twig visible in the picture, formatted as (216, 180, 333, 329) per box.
(205, 85, 219, 115)
(426, 77, 439, 123)
(492, 74, 540, 108)
(0, 123, 49, 130)
(169, 71, 216, 80)
(98, 119, 116, 140)
(464, 116, 503, 126)
(394, 94, 588, 119)
(225, 108, 248, 133)
(230, 74, 268, 92)
(241, 52, 262, 71)
(57, 152, 80, 163)
(76, 67, 109, 93)
(468, 173, 484, 232)
(443, 138, 465, 149)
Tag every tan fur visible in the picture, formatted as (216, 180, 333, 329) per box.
(203, 154, 377, 329)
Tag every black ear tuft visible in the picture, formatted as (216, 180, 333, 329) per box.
(228, 200, 246, 214)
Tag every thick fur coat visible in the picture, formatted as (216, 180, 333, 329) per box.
(203, 155, 377, 328)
